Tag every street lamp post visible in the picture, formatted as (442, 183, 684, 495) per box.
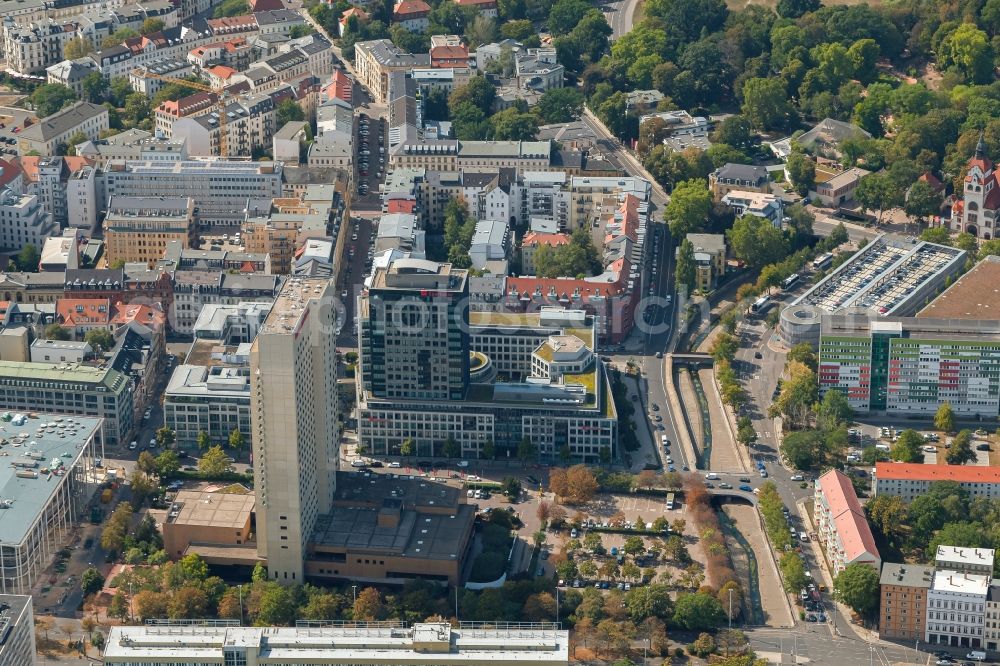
(728, 588, 734, 629)
(237, 584, 243, 626)
(352, 585, 357, 604)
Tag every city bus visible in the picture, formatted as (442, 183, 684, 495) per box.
(781, 273, 800, 290)
(812, 253, 833, 270)
(750, 296, 771, 316)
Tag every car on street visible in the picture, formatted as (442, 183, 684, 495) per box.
(790, 474, 804, 481)
(654, 415, 662, 422)
(128, 441, 137, 450)
(739, 484, 753, 492)
(718, 482, 732, 489)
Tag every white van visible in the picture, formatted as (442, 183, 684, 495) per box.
(705, 472, 720, 480)
(799, 532, 809, 542)
(967, 651, 986, 662)
(875, 443, 891, 451)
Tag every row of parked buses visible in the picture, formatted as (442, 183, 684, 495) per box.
(748, 252, 836, 317)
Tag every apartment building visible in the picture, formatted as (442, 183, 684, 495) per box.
(874, 463, 1000, 503)
(0, 271, 66, 304)
(720, 190, 784, 225)
(241, 184, 337, 273)
(709, 163, 770, 199)
(128, 58, 193, 95)
(389, 138, 550, 172)
(46, 57, 98, 96)
(100, 159, 283, 226)
(21, 155, 94, 227)
(927, 568, 989, 649)
(66, 163, 98, 233)
(76, 129, 188, 166)
(354, 39, 429, 102)
(521, 231, 568, 276)
(880, 563, 933, 641)
(17, 101, 108, 155)
(171, 272, 281, 334)
(813, 469, 880, 576)
(0, 188, 58, 253)
(103, 622, 569, 665)
(0, 596, 36, 665)
(0, 416, 103, 594)
(685, 233, 726, 292)
(250, 277, 339, 584)
(469, 218, 510, 272)
(103, 196, 196, 267)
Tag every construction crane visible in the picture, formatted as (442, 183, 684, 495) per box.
(142, 71, 231, 158)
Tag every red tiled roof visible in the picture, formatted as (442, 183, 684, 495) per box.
(57, 298, 112, 327)
(393, 0, 430, 17)
(206, 65, 237, 79)
(817, 469, 879, 565)
(18, 156, 40, 183)
(63, 156, 93, 172)
(250, 0, 284, 11)
(386, 199, 416, 214)
(431, 45, 468, 59)
(0, 158, 23, 188)
(876, 462, 1000, 483)
(340, 7, 368, 23)
(522, 232, 570, 247)
(111, 301, 165, 330)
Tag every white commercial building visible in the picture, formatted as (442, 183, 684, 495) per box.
(469, 218, 510, 271)
(100, 159, 283, 227)
(103, 621, 569, 665)
(250, 277, 339, 584)
(0, 188, 58, 253)
(0, 415, 103, 594)
(0, 595, 36, 666)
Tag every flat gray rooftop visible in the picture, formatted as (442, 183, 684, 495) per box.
(0, 415, 101, 546)
(793, 235, 965, 316)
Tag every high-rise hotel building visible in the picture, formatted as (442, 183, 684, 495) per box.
(250, 277, 339, 583)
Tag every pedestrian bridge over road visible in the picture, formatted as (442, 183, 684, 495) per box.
(669, 352, 714, 367)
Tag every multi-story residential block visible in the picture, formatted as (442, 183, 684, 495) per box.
(0, 416, 103, 594)
(171, 271, 281, 334)
(21, 155, 94, 227)
(103, 622, 569, 665)
(638, 109, 711, 151)
(0, 271, 66, 303)
(521, 231, 568, 276)
(927, 568, 989, 649)
(392, 0, 430, 31)
(813, 469, 880, 576)
(709, 163, 770, 199)
(685, 233, 726, 292)
(880, 563, 933, 641)
(17, 101, 108, 155)
(0, 595, 37, 665)
(46, 57, 98, 96)
(0, 188, 57, 252)
(469, 218, 511, 272)
(241, 184, 336, 273)
(103, 195, 196, 267)
(250, 277, 338, 584)
(354, 39, 429, 101)
(453, 0, 497, 16)
(128, 58, 193, 95)
(721, 190, 784, 225)
(253, 8, 306, 35)
(100, 158, 283, 226)
(66, 162, 98, 233)
(0, 363, 131, 442)
(55, 296, 112, 337)
(937, 547, 996, 576)
(874, 463, 1000, 503)
(154, 91, 218, 137)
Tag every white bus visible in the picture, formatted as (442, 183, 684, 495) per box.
(750, 296, 771, 315)
(781, 273, 800, 290)
(812, 253, 833, 270)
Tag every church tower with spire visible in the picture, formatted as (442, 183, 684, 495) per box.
(957, 132, 997, 239)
